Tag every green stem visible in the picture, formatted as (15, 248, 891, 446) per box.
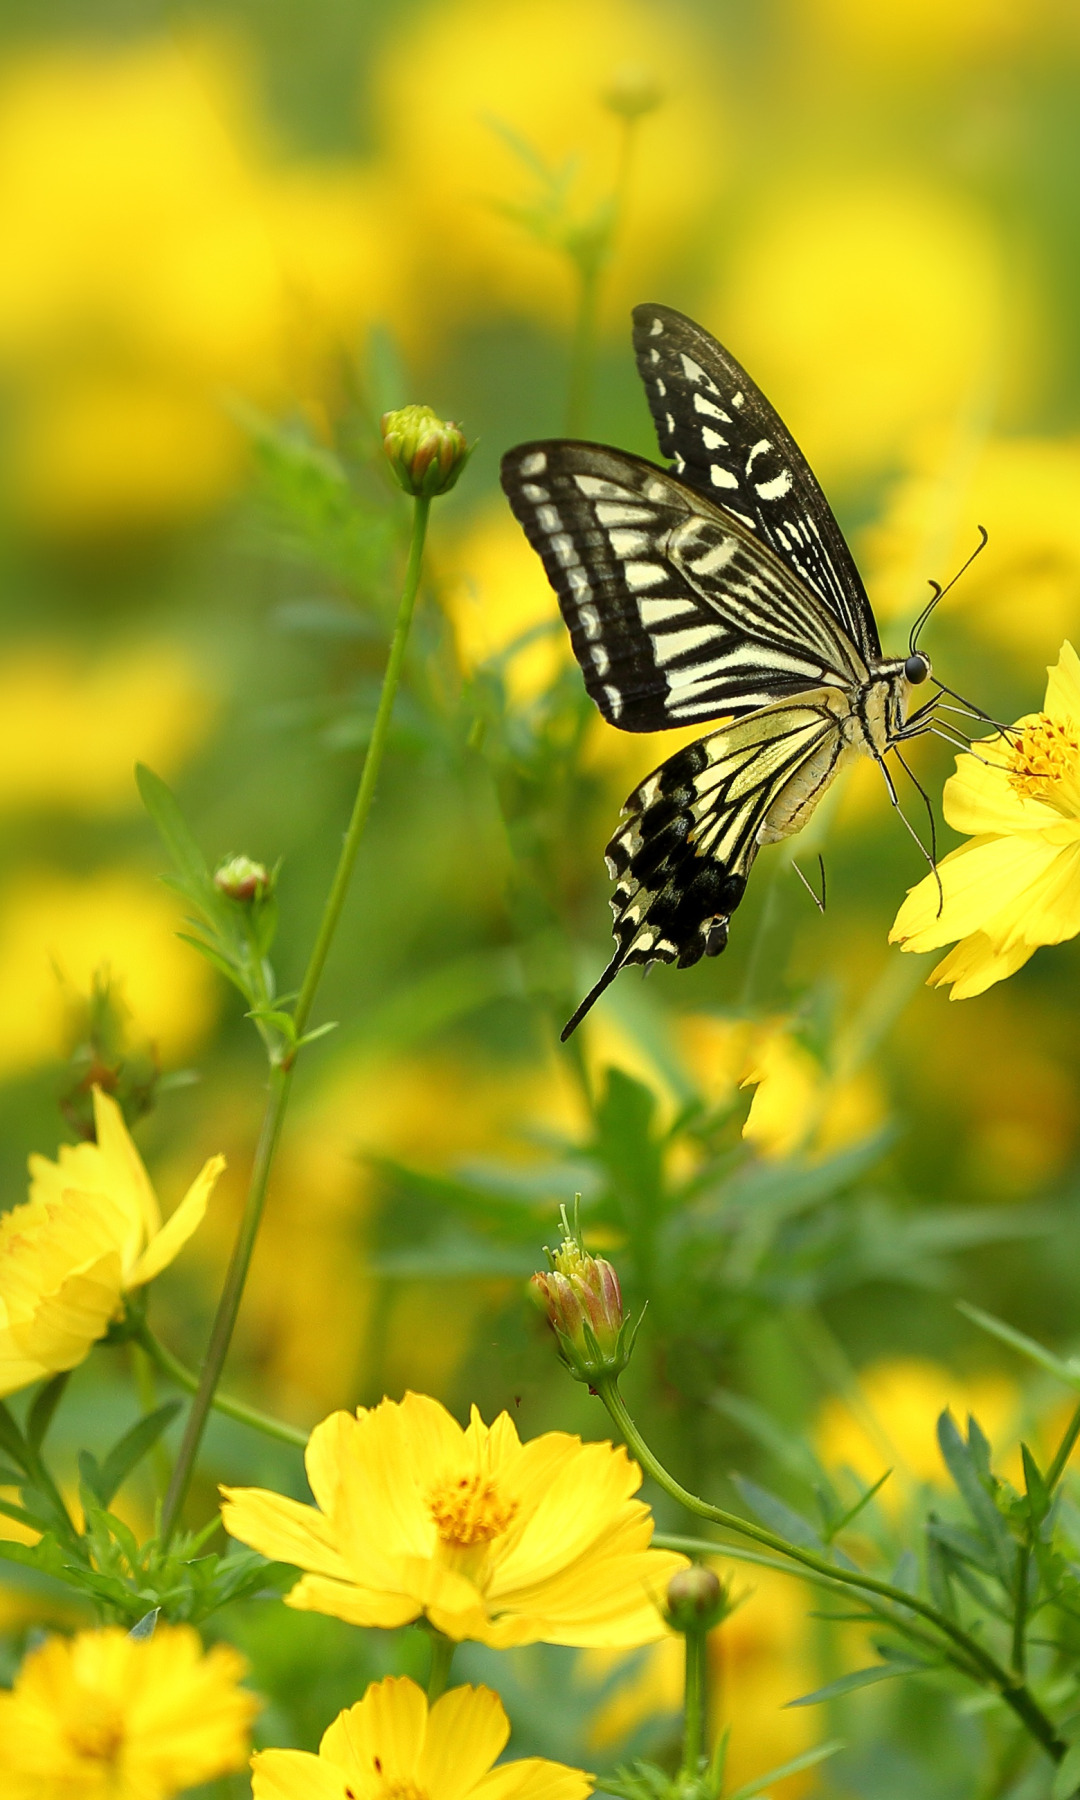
(599, 1379, 1066, 1765)
(426, 1632, 456, 1702)
(159, 494, 432, 1542)
(1012, 1543, 1031, 1677)
(681, 1626, 709, 1780)
(135, 1322, 307, 1450)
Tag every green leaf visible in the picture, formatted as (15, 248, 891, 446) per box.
(727, 1738, 845, 1799)
(1052, 1740, 1080, 1800)
(0, 1400, 27, 1470)
(27, 1372, 70, 1450)
(1022, 1443, 1052, 1524)
(787, 1661, 928, 1706)
(957, 1301, 1080, 1390)
(136, 765, 212, 890)
(731, 1476, 825, 1551)
(0, 1495, 50, 1532)
(936, 1411, 1014, 1578)
(90, 1404, 183, 1507)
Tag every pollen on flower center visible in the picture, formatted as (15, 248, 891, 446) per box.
(1008, 714, 1080, 800)
(427, 1470, 518, 1548)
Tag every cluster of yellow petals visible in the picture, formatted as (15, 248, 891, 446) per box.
(0, 1086, 223, 1395)
(0, 1623, 255, 1800)
(252, 1675, 590, 1800)
(222, 1391, 686, 1647)
(891, 641, 1080, 997)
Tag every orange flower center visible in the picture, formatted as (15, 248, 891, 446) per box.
(427, 1470, 517, 1548)
(65, 1695, 124, 1764)
(1008, 714, 1080, 800)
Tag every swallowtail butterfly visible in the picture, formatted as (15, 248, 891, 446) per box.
(501, 304, 960, 1039)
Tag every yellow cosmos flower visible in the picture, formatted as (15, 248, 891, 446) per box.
(222, 1391, 687, 1647)
(0, 1623, 256, 1800)
(0, 1087, 223, 1395)
(252, 1675, 590, 1800)
(890, 641, 1080, 997)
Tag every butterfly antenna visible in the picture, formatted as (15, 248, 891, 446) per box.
(909, 524, 990, 654)
(791, 853, 826, 914)
(561, 951, 624, 1041)
(874, 750, 945, 915)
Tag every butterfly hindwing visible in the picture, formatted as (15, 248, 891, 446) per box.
(631, 304, 881, 663)
(500, 440, 866, 731)
(561, 696, 846, 1037)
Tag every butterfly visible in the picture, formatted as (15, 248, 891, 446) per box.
(501, 304, 976, 1040)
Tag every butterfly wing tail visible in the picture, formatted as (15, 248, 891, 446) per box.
(561, 952, 625, 1041)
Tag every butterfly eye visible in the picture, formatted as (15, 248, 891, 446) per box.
(904, 653, 931, 684)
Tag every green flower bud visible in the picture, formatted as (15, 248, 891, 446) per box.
(602, 64, 663, 121)
(381, 405, 471, 498)
(665, 1565, 728, 1634)
(531, 1229, 639, 1385)
(214, 856, 271, 903)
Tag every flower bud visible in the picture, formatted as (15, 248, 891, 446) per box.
(531, 1229, 637, 1384)
(602, 64, 663, 121)
(381, 405, 471, 498)
(665, 1565, 727, 1634)
(214, 856, 271, 903)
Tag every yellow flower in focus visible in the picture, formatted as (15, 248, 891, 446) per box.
(375, 0, 722, 337)
(715, 179, 1008, 485)
(816, 1358, 1020, 1501)
(863, 435, 1080, 653)
(678, 1014, 886, 1159)
(252, 1676, 590, 1800)
(0, 37, 406, 534)
(0, 1087, 223, 1395)
(222, 1391, 687, 1647)
(0, 643, 214, 813)
(0, 1623, 255, 1800)
(439, 505, 571, 705)
(0, 866, 218, 1075)
(890, 641, 1080, 997)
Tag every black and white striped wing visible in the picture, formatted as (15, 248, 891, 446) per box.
(500, 441, 867, 732)
(562, 694, 845, 1037)
(632, 304, 881, 664)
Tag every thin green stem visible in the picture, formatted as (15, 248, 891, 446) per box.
(1012, 1543, 1031, 1677)
(681, 1627, 708, 1780)
(599, 1379, 1066, 1764)
(292, 495, 431, 1043)
(135, 1322, 307, 1450)
(426, 1632, 456, 1702)
(159, 494, 432, 1542)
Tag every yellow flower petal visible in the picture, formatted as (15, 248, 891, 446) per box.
(220, 1486, 355, 1584)
(324, 1674, 427, 1786)
(943, 740, 1060, 837)
(92, 1084, 162, 1249)
(252, 1747, 348, 1800)
(891, 834, 1059, 949)
(284, 1572, 422, 1630)
(476, 1760, 593, 1800)
(127, 1152, 225, 1287)
(421, 1685, 510, 1800)
(1044, 638, 1080, 724)
(927, 933, 1035, 998)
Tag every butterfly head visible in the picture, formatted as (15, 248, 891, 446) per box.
(904, 651, 932, 685)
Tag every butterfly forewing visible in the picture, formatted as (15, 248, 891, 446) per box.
(500, 440, 867, 730)
(631, 303, 881, 663)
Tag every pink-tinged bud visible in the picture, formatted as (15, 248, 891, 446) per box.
(381, 405, 471, 498)
(531, 1227, 636, 1384)
(214, 856, 271, 903)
